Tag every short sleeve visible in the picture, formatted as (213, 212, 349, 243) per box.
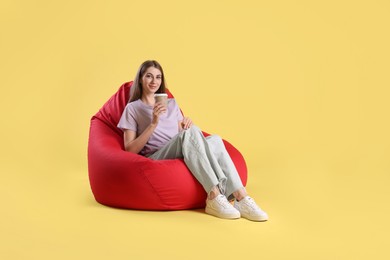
(173, 100, 184, 122)
(117, 103, 138, 131)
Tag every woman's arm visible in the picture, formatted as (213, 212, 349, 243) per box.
(123, 125, 157, 154)
(123, 102, 166, 154)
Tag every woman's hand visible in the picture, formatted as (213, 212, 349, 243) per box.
(152, 102, 167, 126)
(181, 117, 193, 130)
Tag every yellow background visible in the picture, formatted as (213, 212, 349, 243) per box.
(1, 0, 389, 259)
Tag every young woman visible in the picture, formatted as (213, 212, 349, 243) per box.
(117, 60, 268, 221)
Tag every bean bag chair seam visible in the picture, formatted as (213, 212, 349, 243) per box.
(139, 163, 168, 209)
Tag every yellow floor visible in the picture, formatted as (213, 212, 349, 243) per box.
(2, 156, 389, 259)
(1, 0, 390, 259)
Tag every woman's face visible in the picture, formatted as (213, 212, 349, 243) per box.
(141, 66, 162, 95)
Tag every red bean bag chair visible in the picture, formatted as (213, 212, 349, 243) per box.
(87, 81, 248, 210)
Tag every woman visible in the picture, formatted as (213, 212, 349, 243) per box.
(117, 60, 268, 221)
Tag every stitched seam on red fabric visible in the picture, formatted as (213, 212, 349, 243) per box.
(139, 163, 168, 209)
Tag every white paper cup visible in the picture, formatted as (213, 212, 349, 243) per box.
(154, 93, 168, 107)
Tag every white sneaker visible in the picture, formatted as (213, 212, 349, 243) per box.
(205, 194, 241, 219)
(234, 196, 268, 222)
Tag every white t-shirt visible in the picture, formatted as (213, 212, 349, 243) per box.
(117, 99, 184, 156)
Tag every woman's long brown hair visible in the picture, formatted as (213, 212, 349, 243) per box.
(128, 60, 167, 103)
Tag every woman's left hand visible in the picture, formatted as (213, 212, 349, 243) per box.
(181, 117, 193, 130)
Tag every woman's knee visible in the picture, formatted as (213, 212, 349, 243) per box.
(209, 135, 224, 145)
(181, 125, 203, 143)
(185, 125, 203, 137)
(187, 125, 201, 133)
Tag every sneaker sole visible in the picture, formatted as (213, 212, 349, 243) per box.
(240, 212, 268, 222)
(205, 207, 241, 219)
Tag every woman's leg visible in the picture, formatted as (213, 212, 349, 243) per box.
(149, 126, 266, 220)
(205, 135, 245, 200)
(148, 126, 222, 195)
(150, 126, 245, 197)
(205, 135, 269, 221)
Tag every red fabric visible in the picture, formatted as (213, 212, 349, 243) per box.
(87, 81, 248, 210)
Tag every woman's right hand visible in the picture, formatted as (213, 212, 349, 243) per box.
(152, 102, 167, 126)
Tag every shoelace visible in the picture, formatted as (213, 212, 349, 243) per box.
(215, 195, 232, 209)
(242, 197, 261, 211)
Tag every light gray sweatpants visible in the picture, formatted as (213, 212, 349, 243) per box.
(147, 126, 244, 200)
